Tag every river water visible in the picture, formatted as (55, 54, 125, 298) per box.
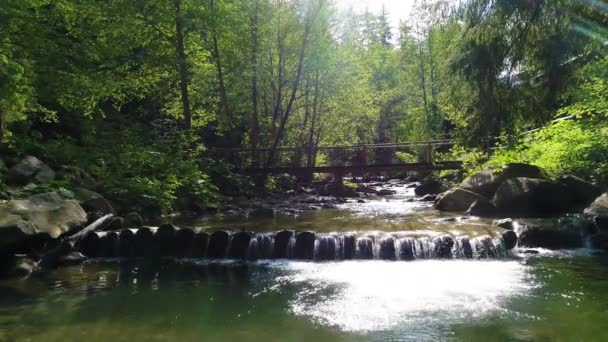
(1, 181, 607, 341)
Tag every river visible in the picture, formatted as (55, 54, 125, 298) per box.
(1, 180, 606, 341)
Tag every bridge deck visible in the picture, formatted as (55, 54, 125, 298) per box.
(209, 139, 463, 175)
(242, 161, 463, 175)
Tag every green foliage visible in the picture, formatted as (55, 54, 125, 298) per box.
(484, 119, 608, 185)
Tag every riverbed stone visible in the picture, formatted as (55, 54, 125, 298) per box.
(585, 193, 608, 216)
(294, 232, 315, 260)
(461, 163, 549, 198)
(208, 231, 230, 258)
(272, 230, 294, 259)
(6, 156, 55, 185)
(435, 188, 488, 212)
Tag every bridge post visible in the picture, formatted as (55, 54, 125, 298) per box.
(424, 144, 433, 164)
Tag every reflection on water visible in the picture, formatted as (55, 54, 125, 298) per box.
(273, 260, 532, 333)
(1, 253, 608, 341)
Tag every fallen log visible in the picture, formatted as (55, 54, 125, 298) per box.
(36, 214, 114, 270)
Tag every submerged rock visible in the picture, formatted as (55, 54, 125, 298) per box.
(516, 222, 583, 249)
(501, 230, 518, 250)
(56, 252, 87, 266)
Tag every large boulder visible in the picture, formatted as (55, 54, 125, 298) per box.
(466, 198, 499, 217)
(558, 175, 602, 209)
(461, 163, 549, 198)
(435, 188, 488, 212)
(414, 179, 446, 197)
(6, 156, 55, 185)
(585, 193, 608, 216)
(516, 219, 586, 249)
(73, 187, 115, 216)
(492, 178, 573, 217)
(0, 192, 87, 250)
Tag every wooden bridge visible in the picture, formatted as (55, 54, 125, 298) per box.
(209, 139, 463, 177)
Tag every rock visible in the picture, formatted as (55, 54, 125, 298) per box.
(0, 158, 6, 173)
(56, 252, 87, 266)
(558, 175, 602, 209)
(356, 237, 374, 259)
(124, 212, 143, 228)
(73, 188, 114, 216)
(377, 189, 397, 196)
(356, 186, 377, 194)
(99, 232, 119, 257)
(419, 194, 436, 202)
(585, 193, 608, 216)
(435, 188, 487, 212)
(492, 178, 573, 217)
(0, 192, 87, 250)
(466, 198, 499, 217)
(0, 255, 36, 278)
(461, 163, 549, 198)
(320, 181, 359, 198)
(342, 233, 357, 260)
(250, 206, 274, 218)
(414, 179, 446, 196)
(377, 237, 396, 260)
(516, 223, 582, 249)
(501, 230, 518, 250)
(6, 156, 55, 185)
(494, 218, 515, 230)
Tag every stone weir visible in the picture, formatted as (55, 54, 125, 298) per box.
(76, 224, 517, 261)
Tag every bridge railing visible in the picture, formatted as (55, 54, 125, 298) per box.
(207, 139, 458, 171)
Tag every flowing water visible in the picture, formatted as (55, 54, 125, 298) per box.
(2, 181, 608, 341)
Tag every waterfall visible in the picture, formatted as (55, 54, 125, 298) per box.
(81, 229, 517, 261)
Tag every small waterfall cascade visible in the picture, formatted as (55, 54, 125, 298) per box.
(77, 226, 516, 261)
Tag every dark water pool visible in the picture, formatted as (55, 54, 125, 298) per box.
(1, 251, 607, 341)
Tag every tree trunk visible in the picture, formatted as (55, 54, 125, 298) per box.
(307, 70, 320, 167)
(266, 3, 321, 166)
(250, 0, 260, 167)
(0, 109, 4, 142)
(174, 0, 192, 130)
